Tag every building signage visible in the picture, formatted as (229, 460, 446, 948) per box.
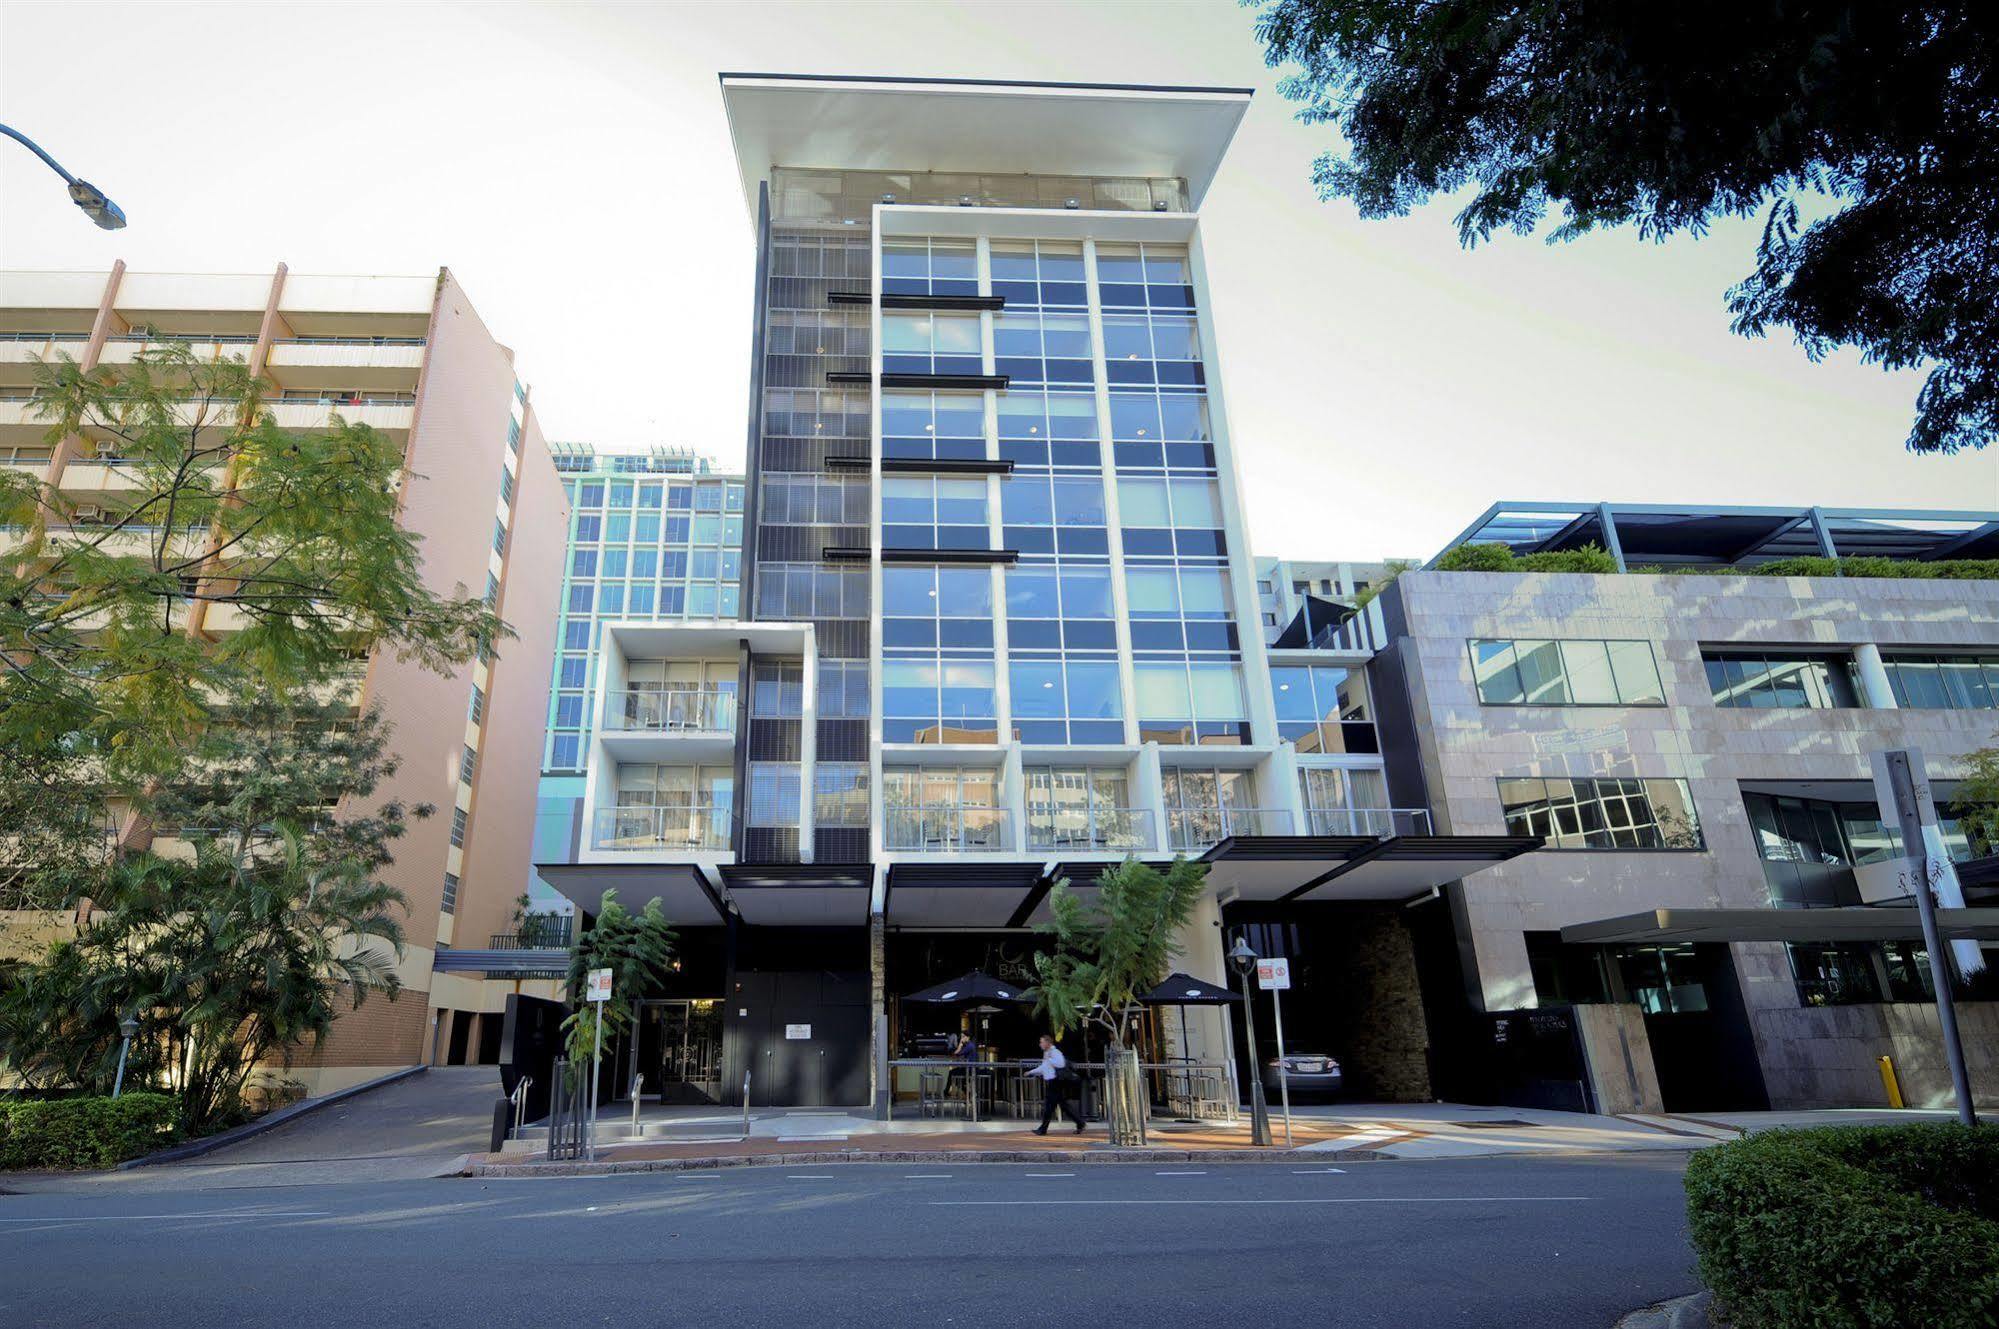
(585, 968, 613, 1003)
(785, 1024, 812, 1040)
(1256, 958, 1291, 990)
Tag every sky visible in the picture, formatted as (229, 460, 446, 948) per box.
(2, 0, 1992, 561)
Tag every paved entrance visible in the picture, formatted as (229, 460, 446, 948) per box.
(5, 1066, 504, 1193)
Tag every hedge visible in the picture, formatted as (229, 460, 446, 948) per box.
(0, 1094, 180, 1170)
(1433, 541, 1999, 581)
(1684, 1123, 1999, 1328)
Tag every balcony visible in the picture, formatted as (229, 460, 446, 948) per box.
(592, 804, 732, 853)
(265, 397, 414, 434)
(1304, 807, 1433, 837)
(885, 805, 1013, 853)
(1167, 806, 1295, 852)
(1026, 806, 1157, 854)
(607, 687, 736, 735)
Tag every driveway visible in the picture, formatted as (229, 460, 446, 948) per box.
(5, 1066, 505, 1193)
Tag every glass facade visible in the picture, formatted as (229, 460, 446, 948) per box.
(1883, 653, 1999, 709)
(1471, 639, 1666, 706)
(1497, 776, 1703, 849)
(1703, 651, 1860, 709)
(543, 458, 746, 773)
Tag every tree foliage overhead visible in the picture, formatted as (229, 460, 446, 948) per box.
(1031, 856, 1208, 1046)
(0, 342, 506, 784)
(1249, 1, 1999, 454)
(562, 890, 678, 1074)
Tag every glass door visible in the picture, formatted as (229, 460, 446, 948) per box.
(655, 999, 723, 1104)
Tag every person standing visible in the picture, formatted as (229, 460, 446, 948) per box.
(1024, 1034, 1085, 1135)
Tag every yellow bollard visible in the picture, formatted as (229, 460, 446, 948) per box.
(1878, 1054, 1905, 1109)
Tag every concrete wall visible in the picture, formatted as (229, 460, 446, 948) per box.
(1751, 1001, 1999, 1109)
(1381, 568, 1999, 1108)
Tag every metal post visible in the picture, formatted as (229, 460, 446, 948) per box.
(1237, 967, 1273, 1146)
(112, 1035, 131, 1099)
(588, 1007, 604, 1160)
(1884, 750, 1977, 1127)
(742, 1072, 752, 1138)
(1271, 988, 1293, 1148)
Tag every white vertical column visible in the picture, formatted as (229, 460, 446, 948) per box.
(1082, 237, 1143, 744)
(980, 234, 1014, 753)
(1137, 743, 1171, 854)
(798, 624, 818, 863)
(1854, 643, 1897, 709)
(1001, 744, 1027, 856)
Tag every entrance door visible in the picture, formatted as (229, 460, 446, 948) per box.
(646, 1000, 723, 1104)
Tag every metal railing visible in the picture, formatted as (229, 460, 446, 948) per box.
(272, 335, 427, 347)
(611, 687, 736, 734)
(884, 804, 1012, 852)
(593, 803, 732, 851)
(1166, 805, 1295, 851)
(488, 917, 574, 950)
(1304, 806, 1433, 837)
(509, 1076, 534, 1138)
(545, 1060, 586, 1161)
(1025, 805, 1157, 852)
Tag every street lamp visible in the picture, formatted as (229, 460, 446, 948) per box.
(113, 1014, 140, 1099)
(1228, 936, 1274, 1147)
(0, 123, 127, 230)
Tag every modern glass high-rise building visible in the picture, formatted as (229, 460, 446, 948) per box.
(536, 75, 1529, 1112)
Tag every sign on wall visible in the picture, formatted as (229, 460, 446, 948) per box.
(785, 1024, 812, 1040)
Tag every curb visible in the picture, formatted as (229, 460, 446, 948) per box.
(118, 1065, 429, 1170)
(456, 1145, 1388, 1177)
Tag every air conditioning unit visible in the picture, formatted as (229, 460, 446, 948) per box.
(72, 504, 103, 523)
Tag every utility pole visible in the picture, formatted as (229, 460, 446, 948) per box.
(1878, 749, 1977, 1127)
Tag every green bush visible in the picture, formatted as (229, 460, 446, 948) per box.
(0, 1093, 180, 1170)
(1685, 1123, 1999, 1328)
(1435, 544, 1999, 580)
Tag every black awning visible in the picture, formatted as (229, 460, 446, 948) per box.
(534, 861, 726, 924)
(886, 861, 1046, 928)
(719, 862, 873, 927)
(1200, 834, 1540, 903)
(1560, 906, 1999, 946)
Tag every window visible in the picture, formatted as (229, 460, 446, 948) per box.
(818, 659, 870, 718)
(1497, 776, 1702, 849)
(814, 763, 869, 826)
(459, 744, 478, 783)
(883, 390, 987, 461)
(1884, 654, 1999, 709)
(882, 475, 989, 550)
(1269, 665, 1377, 754)
(1161, 767, 1261, 848)
(1298, 766, 1393, 835)
(747, 763, 800, 826)
(1134, 660, 1246, 745)
(1026, 767, 1139, 848)
(884, 565, 994, 650)
(499, 468, 515, 505)
(442, 872, 459, 914)
(996, 390, 1099, 469)
(752, 660, 805, 717)
(492, 517, 508, 556)
(881, 237, 977, 298)
(881, 311, 983, 375)
(755, 562, 869, 620)
(881, 658, 998, 744)
(1008, 657, 1123, 743)
(1471, 639, 1665, 706)
(760, 473, 868, 526)
(1705, 651, 1861, 709)
(450, 807, 468, 848)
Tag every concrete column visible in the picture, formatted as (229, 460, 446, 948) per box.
(1136, 743, 1170, 854)
(1001, 744, 1027, 856)
(1081, 238, 1143, 744)
(1167, 891, 1229, 1066)
(1266, 742, 1305, 835)
(1854, 643, 1897, 709)
(42, 259, 126, 494)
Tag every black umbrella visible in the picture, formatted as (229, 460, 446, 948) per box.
(901, 969, 1031, 1004)
(1139, 972, 1241, 1079)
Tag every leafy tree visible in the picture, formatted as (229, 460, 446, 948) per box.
(1352, 558, 1414, 609)
(0, 701, 419, 1133)
(1951, 745, 1999, 858)
(0, 341, 504, 786)
(1031, 857, 1208, 1145)
(1249, 1, 1998, 454)
(562, 891, 678, 1082)
(0, 837, 405, 1134)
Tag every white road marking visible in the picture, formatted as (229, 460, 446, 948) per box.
(903, 1173, 954, 1179)
(1292, 1167, 1347, 1174)
(0, 1210, 330, 1224)
(931, 1196, 1592, 1207)
(1023, 1172, 1074, 1178)
(1155, 1170, 1206, 1176)
(785, 1174, 839, 1180)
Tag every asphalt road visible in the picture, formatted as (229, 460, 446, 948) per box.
(0, 1153, 1696, 1327)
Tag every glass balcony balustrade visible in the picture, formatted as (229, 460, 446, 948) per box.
(593, 803, 732, 851)
(1303, 806, 1433, 837)
(609, 687, 737, 734)
(1165, 806, 1295, 851)
(1025, 806, 1157, 853)
(884, 804, 1012, 852)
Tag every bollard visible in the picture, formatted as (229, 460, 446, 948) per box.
(1878, 1055, 1905, 1110)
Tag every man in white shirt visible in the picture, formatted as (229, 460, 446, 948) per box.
(1024, 1034, 1086, 1135)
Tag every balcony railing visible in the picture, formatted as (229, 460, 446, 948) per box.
(885, 805, 1012, 852)
(1166, 806, 1295, 851)
(1026, 806, 1157, 853)
(593, 803, 732, 851)
(1304, 806, 1433, 837)
(610, 687, 737, 734)
(489, 917, 574, 950)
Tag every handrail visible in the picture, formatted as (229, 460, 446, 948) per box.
(884, 804, 1012, 852)
(510, 1076, 533, 1136)
(611, 686, 737, 733)
(1166, 805, 1295, 850)
(593, 803, 732, 851)
(1304, 806, 1433, 836)
(1025, 805, 1156, 852)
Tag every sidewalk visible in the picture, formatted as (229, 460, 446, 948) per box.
(469, 1099, 1748, 1174)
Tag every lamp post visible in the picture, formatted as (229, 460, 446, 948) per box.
(113, 1015, 140, 1099)
(0, 123, 127, 229)
(1228, 937, 1273, 1147)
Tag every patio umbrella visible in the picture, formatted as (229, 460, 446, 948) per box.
(900, 969, 1031, 1004)
(1138, 972, 1241, 1066)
